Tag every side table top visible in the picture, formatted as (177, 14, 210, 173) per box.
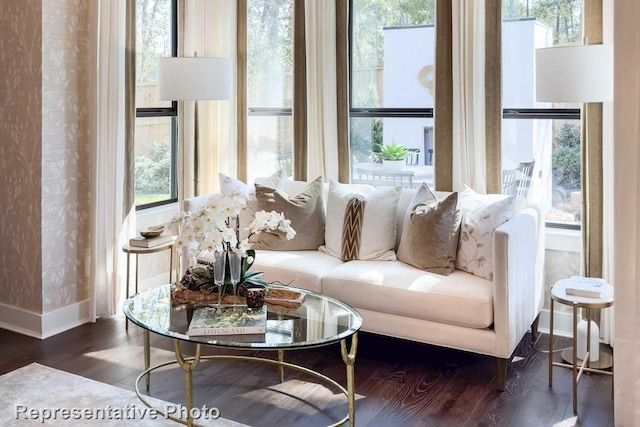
(122, 237, 176, 254)
(551, 278, 614, 308)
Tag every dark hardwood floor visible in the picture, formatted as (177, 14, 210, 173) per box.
(0, 316, 613, 426)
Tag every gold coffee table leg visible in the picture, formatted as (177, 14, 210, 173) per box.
(341, 332, 358, 427)
(174, 340, 202, 427)
(143, 330, 151, 391)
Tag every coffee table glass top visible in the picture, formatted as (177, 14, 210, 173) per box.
(124, 284, 362, 349)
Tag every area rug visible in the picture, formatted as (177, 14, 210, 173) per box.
(0, 363, 247, 426)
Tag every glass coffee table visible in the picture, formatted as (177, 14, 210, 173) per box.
(123, 284, 362, 427)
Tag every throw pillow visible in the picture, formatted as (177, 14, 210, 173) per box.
(320, 180, 401, 261)
(455, 185, 516, 280)
(219, 171, 287, 241)
(252, 177, 326, 251)
(397, 184, 461, 275)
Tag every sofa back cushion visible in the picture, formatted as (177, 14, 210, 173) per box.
(252, 177, 326, 250)
(320, 180, 401, 261)
(397, 184, 461, 275)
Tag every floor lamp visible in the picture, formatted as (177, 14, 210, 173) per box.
(535, 43, 613, 278)
(158, 56, 232, 196)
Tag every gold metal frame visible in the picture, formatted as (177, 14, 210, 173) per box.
(549, 291, 614, 414)
(135, 334, 358, 427)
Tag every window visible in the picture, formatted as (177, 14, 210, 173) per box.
(349, 0, 436, 188)
(135, 0, 178, 209)
(246, 0, 294, 183)
(502, 1, 583, 228)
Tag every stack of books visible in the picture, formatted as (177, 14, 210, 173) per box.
(187, 306, 267, 336)
(129, 234, 173, 248)
(565, 276, 606, 298)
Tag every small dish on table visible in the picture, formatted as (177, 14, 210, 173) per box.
(140, 225, 165, 238)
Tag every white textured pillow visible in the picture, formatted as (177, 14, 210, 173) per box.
(320, 180, 401, 261)
(455, 186, 516, 280)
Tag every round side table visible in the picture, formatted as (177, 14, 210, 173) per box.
(548, 278, 614, 415)
(122, 238, 177, 330)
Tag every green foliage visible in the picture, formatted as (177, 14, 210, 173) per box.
(377, 140, 410, 160)
(502, 0, 582, 45)
(136, 0, 172, 83)
(135, 139, 171, 195)
(552, 123, 581, 189)
(352, 0, 436, 69)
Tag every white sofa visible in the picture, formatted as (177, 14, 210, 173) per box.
(184, 180, 545, 389)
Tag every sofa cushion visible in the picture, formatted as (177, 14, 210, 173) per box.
(320, 180, 401, 261)
(251, 250, 344, 293)
(252, 177, 326, 250)
(455, 186, 516, 280)
(397, 184, 461, 275)
(322, 261, 494, 329)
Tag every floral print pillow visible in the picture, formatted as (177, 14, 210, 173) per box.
(455, 186, 515, 280)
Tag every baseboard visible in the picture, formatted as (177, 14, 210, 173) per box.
(0, 302, 43, 338)
(537, 308, 574, 338)
(0, 300, 91, 340)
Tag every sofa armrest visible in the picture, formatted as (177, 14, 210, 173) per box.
(492, 205, 544, 358)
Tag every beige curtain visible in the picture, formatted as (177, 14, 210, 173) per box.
(451, 0, 486, 193)
(335, 0, 350, 183)
(89, 0, 136, 319)
(305, 0, 339, 182)
(434, 0, 453, 192)
(613, 0, 640, 424)
(183, 0, 237, 197)
(293, 0, 308, 181)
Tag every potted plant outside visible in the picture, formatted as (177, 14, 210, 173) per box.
(377, 141, 411, 170)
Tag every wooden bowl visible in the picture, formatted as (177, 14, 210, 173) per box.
(140, 225, 165, 238)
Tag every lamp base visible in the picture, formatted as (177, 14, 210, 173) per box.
(561, 347, 613, 370)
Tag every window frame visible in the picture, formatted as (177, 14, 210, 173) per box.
(135, 0, 179, 211)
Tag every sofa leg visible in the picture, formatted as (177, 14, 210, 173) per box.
(531, 314, 541, 342)
(496, 358, 509, 391)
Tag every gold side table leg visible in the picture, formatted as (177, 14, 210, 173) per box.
(573, 304, 579, 414)
(144, 330, 151, 391)
(125, 253, 131, 331)
(277, 349, 285, 383)
(174, 340, 202, 427)
(341, 332, 358, 427)
(549, 298, 554, 387)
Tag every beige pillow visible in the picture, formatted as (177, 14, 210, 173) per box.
(252, 177, 326, 250)
(397, 184, 461, 275)
(320, 180, 401, 261)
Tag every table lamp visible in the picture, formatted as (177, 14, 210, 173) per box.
(158, 55, 232, 196)
(536, 43, 613, 363)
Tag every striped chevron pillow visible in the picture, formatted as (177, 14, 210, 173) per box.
(320, 180, 401, 261)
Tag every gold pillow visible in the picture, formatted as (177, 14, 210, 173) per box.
(397, 183, 461, 275)
(252, 177, 326, 250)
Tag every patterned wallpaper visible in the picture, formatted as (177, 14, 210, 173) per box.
(0, 0, 43, 313)
(41, 0, 91, 312)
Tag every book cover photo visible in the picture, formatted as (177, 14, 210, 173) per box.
(187, 305, 267, 336)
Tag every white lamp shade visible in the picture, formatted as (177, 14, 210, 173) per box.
(158, 57, 232, 101)
(536, 44, 613, 103)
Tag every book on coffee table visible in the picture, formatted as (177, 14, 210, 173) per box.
(187, 305, 267, 336)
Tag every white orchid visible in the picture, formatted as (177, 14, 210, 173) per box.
(176, 194, 296, 264)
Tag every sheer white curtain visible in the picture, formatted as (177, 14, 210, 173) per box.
(600, 0, 614, 346)
(89, 0, 136, 320)
(305, 0, 339, 182)
(451, 0, 486, 193)
(183, 0, 237, 197)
